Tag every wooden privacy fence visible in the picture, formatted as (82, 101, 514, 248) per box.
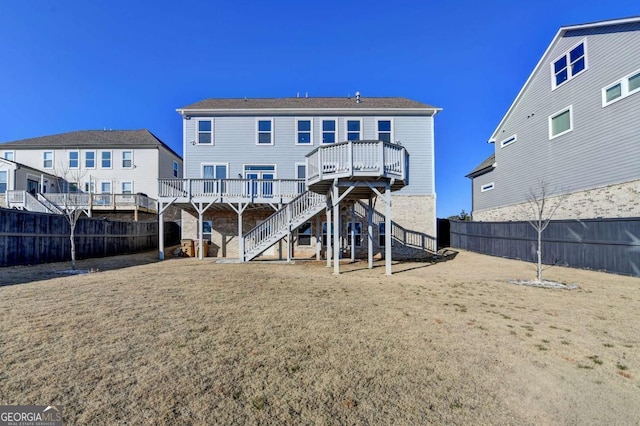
(0, 208, 180, 267)
(449, 217, 640, 277)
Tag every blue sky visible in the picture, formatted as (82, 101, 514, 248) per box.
(0, 1, 637, 217)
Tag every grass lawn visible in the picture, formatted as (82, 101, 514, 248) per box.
(1, 250, 639, 425)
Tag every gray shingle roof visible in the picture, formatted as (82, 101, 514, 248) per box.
(0, 129, 180, 158)
(179, 97, 439, 111)
(466, 154, 495, 178)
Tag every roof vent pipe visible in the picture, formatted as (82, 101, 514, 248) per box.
(355, 91, 361, 103)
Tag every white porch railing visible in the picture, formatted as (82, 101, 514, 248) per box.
(306, 140, 407, 185)
(243, 190, 326, 261)
(7, 190, 53, 214)
(158, 178, 305, 202)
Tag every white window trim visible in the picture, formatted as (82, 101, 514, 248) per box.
(375, 118, 394, 143)
(3, 151, 15, 161)
(100, 181, 112, 194)
(602, 68, 640, 107)
(481, 182, 495, 192)
(100, 150, 113, 169)
(0, 169, 9, 192)
(321, 118, 338, 144)
(551, 39, 587, 90)
(345, 118, 363, 141)
(84, 150, 96, 169)
(201, 162, 229, 179)
(295, 118, 314, 145)
(294, 162, 306, 179)
(173, 160, 180, 178)
(500, 134, 517, 148)
(548, 105, 574, 140)
(122, 150, 134, 169)
(43, 151, 54, 169)
(68, 150, 80, 169)
(242, 163, 277, 178)
(256, 118, 274, 145)
(196, 118, 214, 145)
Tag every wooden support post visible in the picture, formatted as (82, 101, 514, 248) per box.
(333, 183, 340, 275)
(368, 197, 373, 269)
(350, 203, 355, 262)
(238, 202, 244, 262)
(198, 202, 204, 260)
(385, 183, 392, 275)
(158, 203, 165, 260)
(326, 194, 332, 268)
(315, 214, 321, 261)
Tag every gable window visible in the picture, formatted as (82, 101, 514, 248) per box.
(297, 222, 312, 246)
(3, 151, 14, 161)
(256, 119, 274, 145)
(602, 69, 640, 107)
(173, 160, 179, 178)
(481, 182, 495, 192)
(296, 119, 312, 144)
(346, 119, 361, 141)
(197, 120, 213, 144)
(69, 151, 79, 169)
(552, 41, 586, 89)
(549, 106, 573, 139)
(322, 119, 336, 143)
(0, 171, 7, 193)
(377, 119, 392, 143)
(101, 151, 112, 168)
(122, 151, 133, 168)
(85, 151, 95, 168)
(500, 134, 517, 148)
(43, 152, 53, 169)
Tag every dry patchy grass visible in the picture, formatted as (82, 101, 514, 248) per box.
(0, 250, 639, 425)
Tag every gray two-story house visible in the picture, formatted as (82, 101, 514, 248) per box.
(158, 95, 441, 268)
(468, 16, 640, 221)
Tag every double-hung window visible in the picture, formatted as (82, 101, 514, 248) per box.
(297, 222, 312, 246)
(256, 119, 274, 145)
(173, 160, 179, 178)
(296, 119, 312, 144)
(602, 69, 640, 106)
(346, 119, 362, 141)
(552, 41, 586, 89)
(122, 182, 133, 195)
(69, 151, 79, 169)
(0, 170, 7, 193)
(377, 119, 392, 143)
(322, 119, 336, 143)
(43, 152, 53, 169)
(85, 151, 95, 168)
(3, 151, 14, 161)
(122, 151, 133, 168)
(197, 120, 213, 144)
(549, 106, 573, 139)
(101, 151, 112, 168)
(101, 182, 111, 194)
(347, 222, 362, 247)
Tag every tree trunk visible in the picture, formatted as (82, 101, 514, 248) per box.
(537, 228, 542, 282)
(70, 222, 76, 271)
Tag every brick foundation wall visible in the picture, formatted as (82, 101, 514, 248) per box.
(473, 179, 640, 221)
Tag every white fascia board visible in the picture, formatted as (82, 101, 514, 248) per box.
(177, 107, 442, 116)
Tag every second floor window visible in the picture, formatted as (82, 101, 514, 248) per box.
(257, 119, 273, 145)
(197, 120, 213, 144)
(296, 119, 312, 144)
(3, 151, 14, 161)
(69, 151, 79, 169)
(122, 151, 133, 168)
(322, 120, 336, 143)
(85, 151, 95, 168)
(377, 120, 392, 143)
(549, 106, 573, 139)
(101, 151, 112, 168)
(43, 152, 53, 169)
(347, 120, 361, 141)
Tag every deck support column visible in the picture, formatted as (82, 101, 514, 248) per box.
(198, 202, 204, 260)
(158, 202, 165, 260)
(238, 202, 244, 262)
(286, 204, 292, 262)
(326, 193, 332, 268)
(367, 197, 373, 269)
(333, 183, 340, 275)
(385, 183, 392, 275)
(350, 203, 355, 262)
(315, 214, 321, 261)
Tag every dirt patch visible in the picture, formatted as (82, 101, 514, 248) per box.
(0, 250, 638, 425)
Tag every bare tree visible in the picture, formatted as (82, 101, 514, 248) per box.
(53, 164, 89, 271)
(520, 180, 568, 282)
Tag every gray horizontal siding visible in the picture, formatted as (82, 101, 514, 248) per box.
(487, 23, 640, 209)
(184, 114, 434, 195)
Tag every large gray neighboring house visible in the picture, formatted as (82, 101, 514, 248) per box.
(468, 16, 640, 221)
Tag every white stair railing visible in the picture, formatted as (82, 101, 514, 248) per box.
(37, 194, 63, 214)
(243, 191, 326, 261)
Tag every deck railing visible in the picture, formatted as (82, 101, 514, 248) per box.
(158, 178, 305, 201)
(306, 140, 407, 184)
